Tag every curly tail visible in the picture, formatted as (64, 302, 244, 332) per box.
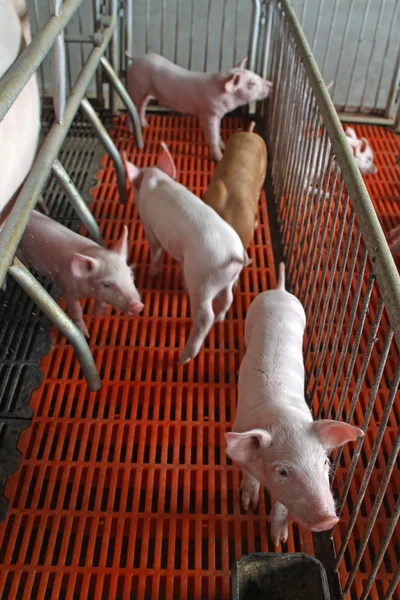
(248, 121, 256, 133)
(277, 262, 285, 290)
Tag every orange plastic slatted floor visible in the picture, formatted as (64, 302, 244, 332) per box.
(0, 116, 398, 600)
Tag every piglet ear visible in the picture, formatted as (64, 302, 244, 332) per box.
(225, 429, 272, 463)
(157, 142, 176, 179)
(71, 253, 100, 278)
(345, 126, 357, 140)
(313, 420, 364, 450)
(225, 73, 242, 93)
(111, 225, 129, 261)
(359, 138, 368, 153)
(235, 54, 247, 69)
(122, 151, 141, 184)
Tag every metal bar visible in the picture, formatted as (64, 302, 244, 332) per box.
(321, 0, 340, 77)
(8, 258, 101, 392)
(277, 0, 400, 348)
(344, 0, 373, 109)
(314, 208, 356, 417)
(337, 113, 395, 126)
(92, 0, 103, 106)
(311, 0, 324, 54)
(80, 97, 127, 204)
(99, 56, 143, 148)
(334, 314, 390, 518)
(331, 0, 355, 99)
(0, 18, 115, 288)
(385, 45, 400, 121)
(174, 0, 180, 65)
(203, 0, 212, 72)
(307, 191, 348, 387)
(261, 1, 273, 79)
(109, 0, 119, 113)
(219, 0, 228, 71)
(233, 0, 240, 66)
(360, 497, 400, 599)
(126, 0, 133, 61)
(51, 0, 67, 123)
(331, 287, 384, 480)
(248, 1, 262, 72)
(339, 358, 400, 589)
(145, 0, 150, 55)
(323, 239, 366, 420)
(188, 0, 196, 70)
(32, 0, 46, 93)
(0, 0, 85, 123)
(359, 0, 387, 110)
(64, 33, 98, 43)
(161, 0, 166, 57)
(382, 559, 400, 600)
(375, 0, 399, 114)
(51, 159, 103, 245)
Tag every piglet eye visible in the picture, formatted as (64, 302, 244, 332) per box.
(279, 469, 288, 476)
(103, 282, 111, 289)
(247, 80, 256, 89)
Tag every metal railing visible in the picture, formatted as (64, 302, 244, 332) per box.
(262, 1, 400, 598)
(294, 0, 400, 126)
(0, 0, 143, 391)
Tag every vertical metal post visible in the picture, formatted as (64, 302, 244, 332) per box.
(50, 0, 67, 122)
(9, 258, 101, 392)
(99, 56, 143, 148)
(248, 0, 261, 72)
(110, 0, 119, 113)
(51, 159, 104, 245)
(80, 96, 128, 204)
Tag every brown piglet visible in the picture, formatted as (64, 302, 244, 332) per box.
(202, 121, 267, 249)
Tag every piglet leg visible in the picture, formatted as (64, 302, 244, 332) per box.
(179, 294, 214, 364)
(64, 293, 89, 338)
(270, 501, 289, 546)
(201, 115, 223, 161)
(213, 285, 233, 323)
(145, 227, 164, 277)
(138, 95, 152, 128)
(240, 469, 260, 511)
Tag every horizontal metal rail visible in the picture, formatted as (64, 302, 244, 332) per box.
(0, 17, 115, 289)
(277, 0, 400, 348)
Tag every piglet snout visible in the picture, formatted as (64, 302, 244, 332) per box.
(310, 514, 339, 532)
(127, 301, 144, 316)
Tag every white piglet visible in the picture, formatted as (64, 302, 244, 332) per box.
(125, 53, 272, 161)
(123, 143, 250, 364)
(17, 211, 143, 337)
(225, 263, 363, 545)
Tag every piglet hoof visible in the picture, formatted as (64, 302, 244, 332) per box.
(76, 320, 90, 338)
(271, 523, 288, 547)
(178, 351, 192, 365)
(212, 148, 223, 162)
(141, 119, 149, 128)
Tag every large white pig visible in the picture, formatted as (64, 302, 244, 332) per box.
(125, 52, 273, 161)
(225, 263, 363, 545)
(0, 0, 40, 227)
(123, 143, 250, 364)
(17, 210, 143, 337)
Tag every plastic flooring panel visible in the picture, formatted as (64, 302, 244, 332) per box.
(0, 116, 398, 600)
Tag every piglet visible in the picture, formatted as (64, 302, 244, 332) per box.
(123, 144, 250, 364)
(16, 210, 143, 337)
(345, 127, 377, 175)
(203, 121, 267, 248)
(125, 52, 273, 161)
(388, 223, 400, 257)
(225, 263, 363, 545)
